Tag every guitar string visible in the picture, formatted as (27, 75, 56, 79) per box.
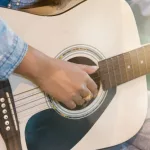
(14, 91, 43, 102)
(10, 96, 47, 115)
(14, 77, 147, 114)
(10, 46, 149, 115)
(13, 75, 100, 98)
(15, 100, 48, 117)
(12, 45, 147, 102)
(14, 80, 100, 108)
(16, 96, 45, 108)
(13, 76, 101, 102)
(14, 87, 39, 96)
(17, 101, 47, 114)
(14, 93, 47, 109)
(9, 80, 101, 115)
(14, 61, 146, 114)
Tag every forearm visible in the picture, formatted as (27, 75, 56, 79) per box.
(0, 17, 54, 83)
(14, 46, 52, 82)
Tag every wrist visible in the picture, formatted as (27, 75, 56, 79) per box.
(14, 45, 51, 81)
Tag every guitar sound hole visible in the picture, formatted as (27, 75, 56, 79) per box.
(60, 57, 100, 110)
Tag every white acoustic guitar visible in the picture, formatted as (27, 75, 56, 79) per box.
(0, 0, 148, 150)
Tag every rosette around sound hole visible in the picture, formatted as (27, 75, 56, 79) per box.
(60, 56, 101, 110)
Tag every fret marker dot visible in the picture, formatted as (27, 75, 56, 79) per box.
(127, 65, 131, 69)
(140, 60, 144, 64)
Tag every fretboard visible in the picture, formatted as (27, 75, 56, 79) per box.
(98, 44, 150, 90)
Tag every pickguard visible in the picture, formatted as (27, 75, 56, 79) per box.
(25, 88, 116, 150)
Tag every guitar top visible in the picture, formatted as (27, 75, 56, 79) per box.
(0, 0, 149, 150)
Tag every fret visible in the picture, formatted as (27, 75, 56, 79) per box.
(136, 47, 147, 75)
(98, 60, 109, 74)
(98, 60, 111, 90)
(98, 44, 150, 90)
(123, 52, 134, 81)
(111, 57, 122, 85)
(107, 58, 116, 87)
(117, 54, 128, 83)
(100, 73, 111, 90)
(129, 50, 140, 78)
(144, 45, 150, 72)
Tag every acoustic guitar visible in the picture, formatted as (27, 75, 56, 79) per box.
(0, 0, 148, 149)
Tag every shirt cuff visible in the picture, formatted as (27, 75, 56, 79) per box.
(0, 35, 28, 80)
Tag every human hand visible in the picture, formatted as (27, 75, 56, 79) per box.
(15, 46, 99, 109)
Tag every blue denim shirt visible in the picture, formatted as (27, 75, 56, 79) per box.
(0, 0, 38, 9)
(0, 0, 35, 80)
(0, 18, 28, 80)
(0, 0, 37, 80)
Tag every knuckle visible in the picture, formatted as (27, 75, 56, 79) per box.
(63, 99, 69, 103)
(71, 92, 78, 99)
(78, 84, 86, 93)
(64, 96, 71, 102)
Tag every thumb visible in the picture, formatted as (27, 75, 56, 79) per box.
(77, 64, 99, 74)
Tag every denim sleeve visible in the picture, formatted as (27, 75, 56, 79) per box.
(0, 18, 28, 80)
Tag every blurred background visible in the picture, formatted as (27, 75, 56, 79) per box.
(126, 0, 150, 118)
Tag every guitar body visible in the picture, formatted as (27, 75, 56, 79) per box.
(0, 0, 148, 150)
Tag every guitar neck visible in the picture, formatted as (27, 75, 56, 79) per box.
(98, 44, 150, 90)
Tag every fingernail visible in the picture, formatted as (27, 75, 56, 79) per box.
(91, 66, 99, 70)
(93, 90, 98, 98)
(71, 102, 76, 109)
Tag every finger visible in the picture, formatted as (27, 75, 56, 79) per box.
(63, 100, 76, 109)
(72, 95, 85, 106)
(93, 90, 98, 98)
(77, 64, 99, 74)
(79, 84, 93, 102)
(86, 77, 98, 98)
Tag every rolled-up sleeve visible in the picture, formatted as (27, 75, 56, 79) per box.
(0, 18, 28, 80)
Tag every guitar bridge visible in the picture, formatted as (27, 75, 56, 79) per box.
(0, 80, 22, 150)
